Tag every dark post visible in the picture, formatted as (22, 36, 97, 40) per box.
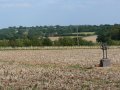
(102, 47, 105, 59)
(106, 47, 107, 59)
(100, 43, 110, 67)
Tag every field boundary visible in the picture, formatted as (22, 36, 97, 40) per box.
(0, 46, 120, 50)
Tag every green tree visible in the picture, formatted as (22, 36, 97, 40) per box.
(9, 39, 17, 47)
(0, 40, 9, 47)
(42, 38, 53, 46)
(15, 39, 24, 47)
(58, 37, 75, 46)
(31, 39, 42, 46)
(23, 39, 31, 46)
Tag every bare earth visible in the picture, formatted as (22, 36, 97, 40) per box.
(0, 49, 120, 90)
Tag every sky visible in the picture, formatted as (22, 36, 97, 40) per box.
(0, 0, 120, 28)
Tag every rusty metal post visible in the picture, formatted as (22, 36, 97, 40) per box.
(100, 43, 110, 67)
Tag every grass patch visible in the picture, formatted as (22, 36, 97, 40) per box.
(72, 32, 95, 35)
(68, 64, 93, 71)
(68, 64, 82, 69)
(21, 63, 57, 68)
(0, 60, 15, 65)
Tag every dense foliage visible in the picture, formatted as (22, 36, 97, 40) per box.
(0, 37, 95, 47)
(0, 25, 98, 40)
(96, 24, 120, 45)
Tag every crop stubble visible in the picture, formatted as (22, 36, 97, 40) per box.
(0, 49, 120, 89)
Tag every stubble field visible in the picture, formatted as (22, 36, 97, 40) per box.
(0, 48, 120, 90)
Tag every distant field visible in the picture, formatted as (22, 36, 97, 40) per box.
(49, 32, 96, 42)
(83, 35, 97, 43)
(49, 36, 60, 41)
(0, 48, 120, 89)
(49, 36, 82, 41)
(49, 35, 97, 43)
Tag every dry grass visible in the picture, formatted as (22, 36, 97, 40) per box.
(0, 49, 120, 89)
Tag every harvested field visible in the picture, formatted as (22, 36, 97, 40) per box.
(49, 37, 60, 41)
(83, 35, 97, 43)
(0, 48, 120, 89)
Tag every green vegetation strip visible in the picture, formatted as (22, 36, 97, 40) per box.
(0, 46, 119, 50)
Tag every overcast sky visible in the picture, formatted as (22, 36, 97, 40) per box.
(0, 0, 120, 28)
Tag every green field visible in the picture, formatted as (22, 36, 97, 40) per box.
(72, 32, 95, 35)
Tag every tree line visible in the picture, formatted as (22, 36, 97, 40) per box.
(0, 37, 95, 47)
(0, 25, 101, 40)
(0, 24, 120, 46)
(96, 24, 120, 45)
